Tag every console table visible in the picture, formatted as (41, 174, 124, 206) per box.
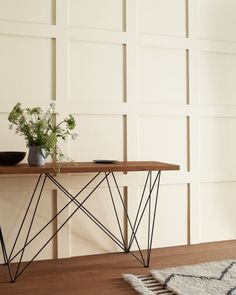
(0, 161, 179, 282)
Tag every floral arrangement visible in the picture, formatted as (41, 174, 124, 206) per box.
(8, 102, 77, 162)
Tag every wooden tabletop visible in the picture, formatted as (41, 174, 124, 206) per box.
(0, 161, 179, 175)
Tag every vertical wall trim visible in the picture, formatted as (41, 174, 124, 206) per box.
(187, 183, 191, 245)
(185, 0, 189, 38)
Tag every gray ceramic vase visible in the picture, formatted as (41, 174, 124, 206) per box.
(28, 146, 46, 166)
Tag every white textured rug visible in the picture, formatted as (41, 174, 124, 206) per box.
(123, 259, 236, 295)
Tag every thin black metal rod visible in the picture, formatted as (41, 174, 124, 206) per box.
(105, 173, 126, 248)
(128, 171, 161, 249)
(111, 172, 145, 259)
(127, 172, 151, 250)
(9, 172, 103, 263)
(0, 227, 7, 265)
(110, 172, 146, 265)
(147, 171, 152, 262)
(128, 171, 160, 249)
(14, 174, 47, 281)
(1, 226, 15, 281)
(47, 174, 125, 250)
(9, 174, 43, 260)
(146, 171, 161, 267)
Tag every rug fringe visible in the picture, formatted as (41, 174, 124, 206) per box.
(123, 274, 175, 295)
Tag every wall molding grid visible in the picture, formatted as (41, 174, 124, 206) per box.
(0, 0, 236, 262)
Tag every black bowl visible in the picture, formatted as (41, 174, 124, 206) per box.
(0, 151, 26, 166)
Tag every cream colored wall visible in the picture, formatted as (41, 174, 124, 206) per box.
(0, 0, 236, 263)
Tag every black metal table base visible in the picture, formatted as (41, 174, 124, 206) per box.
(0, 170, 161, 282)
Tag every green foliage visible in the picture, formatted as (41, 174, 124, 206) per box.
(8, 102, 78, 162)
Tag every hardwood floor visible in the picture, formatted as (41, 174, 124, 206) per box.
(1, 240, 236, 295)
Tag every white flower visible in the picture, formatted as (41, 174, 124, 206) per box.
(72, 133, 79, 140)
(49, 102, 56, 110)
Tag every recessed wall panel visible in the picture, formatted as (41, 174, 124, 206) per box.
(199, 52, 236, 105)
(69, 0, 124, 31)
(0, 35, 55, 104)
(139, 116, 187, 171)
(137, 0, 186, 37)
(200, 182, 236, 242)
(199, 117, 236, 179)
(70, 115, 124, 161)
(139, 47, 187, 104)
(0, 0, 55, 24)
(69, 41, 124, 103)
(199, 0, 236, 42)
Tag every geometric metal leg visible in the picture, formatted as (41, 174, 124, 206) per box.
(107, 172, 147, 265)
(1, 169, 162, 282)
(8, 174, 44, 263)
(46, 172, 128, 252)
(47, 170, 162, 268)
(0, 227, 13, 282)
(97, 170, 162, 268)
(1, 172, 120, 282)
(0, 174, 47, 283)
(0, 226, 7, 265)
(146, 171, 161, 267)
(117, 170, 161, 267)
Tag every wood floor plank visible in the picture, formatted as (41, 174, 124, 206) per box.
(0, 240, 236, 295)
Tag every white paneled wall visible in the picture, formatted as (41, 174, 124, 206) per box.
(0, 35, 55, 105)
(69, 0, 124, 31)
(138, 47, 187, 104)
(1, 0, 236, 263)
(137, 0, 186, 37)
(0, 0, 55, 25)
(199, 52, 236, 106)
(69, 41, 125, 103)
(198, 0, 236, 42)
(198, 0, 236, 242)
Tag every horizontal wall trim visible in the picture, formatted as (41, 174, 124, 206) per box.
(0, 21, 236, 55)
(0, 20, 57, 38)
